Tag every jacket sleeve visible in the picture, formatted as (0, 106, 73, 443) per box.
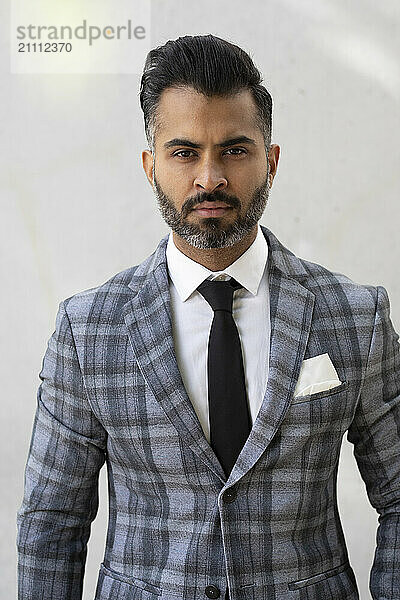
(347, 285, 400, 600)
(16, 299, 107, 599)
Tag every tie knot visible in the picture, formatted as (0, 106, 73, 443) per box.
(197, 277, 242, 312)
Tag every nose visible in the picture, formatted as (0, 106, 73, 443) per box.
(193, 160, 228, 194)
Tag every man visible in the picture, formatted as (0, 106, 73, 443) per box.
(17, 34, 400, 600)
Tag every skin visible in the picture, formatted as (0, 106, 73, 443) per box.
(142, 86, 280, 272)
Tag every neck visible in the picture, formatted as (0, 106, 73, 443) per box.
(172, 226, 258, 271)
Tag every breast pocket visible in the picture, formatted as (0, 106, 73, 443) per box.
(286, 380, 352, 436)
(280, 379, 354, 478)
(95, 563, 162, 599)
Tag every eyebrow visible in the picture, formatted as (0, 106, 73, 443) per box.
(163, 135, 257, 150)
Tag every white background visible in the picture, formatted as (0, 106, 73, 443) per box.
(1, 1, 400, 599)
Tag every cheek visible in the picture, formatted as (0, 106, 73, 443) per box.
(226, 159, 266, 188)
(156, 160, 192, 192)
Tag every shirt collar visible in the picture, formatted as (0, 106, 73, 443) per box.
(166, 223, 269, 301)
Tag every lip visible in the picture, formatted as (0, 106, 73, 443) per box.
(193, 203, 232, 218)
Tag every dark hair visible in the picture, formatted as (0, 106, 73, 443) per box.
(139, 34, 273, 152)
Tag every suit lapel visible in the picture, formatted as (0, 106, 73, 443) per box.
(227, 260, 315, 486)
(122, 240, 227, 482)
(122, 227, 315, 485)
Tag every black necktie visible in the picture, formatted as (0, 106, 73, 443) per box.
(197, 277, 252, 477)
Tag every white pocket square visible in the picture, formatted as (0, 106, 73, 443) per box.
(294, 353, 342, 398)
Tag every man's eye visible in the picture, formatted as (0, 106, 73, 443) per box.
(173, 150, 195, 158)
(224, 148, 246, 156)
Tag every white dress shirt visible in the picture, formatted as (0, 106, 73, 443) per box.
(166, 223, 270, 444)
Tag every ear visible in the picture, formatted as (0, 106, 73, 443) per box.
(267, 144, 280, 186)
(142, 149, 155, 188)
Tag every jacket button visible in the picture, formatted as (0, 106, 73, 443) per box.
(223, 485, 237, 503)
(205, 584, 221, 598)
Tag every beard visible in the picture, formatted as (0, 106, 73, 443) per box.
(152, 170, 270, 249)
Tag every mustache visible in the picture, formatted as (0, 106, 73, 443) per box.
(182, 190, 241, 215)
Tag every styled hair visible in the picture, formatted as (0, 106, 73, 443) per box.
(139, 34, 273, 153)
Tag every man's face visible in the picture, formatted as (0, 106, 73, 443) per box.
(142, 86, 279, 249)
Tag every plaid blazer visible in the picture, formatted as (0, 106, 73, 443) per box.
(17, 225, 400, 600)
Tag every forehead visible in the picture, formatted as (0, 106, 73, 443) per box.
(154, 86, 262, 145)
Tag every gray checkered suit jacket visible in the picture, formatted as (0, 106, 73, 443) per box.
(17, 225, 400, 599)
